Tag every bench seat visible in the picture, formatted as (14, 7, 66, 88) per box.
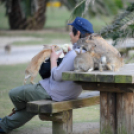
(26, 91, 100, 134)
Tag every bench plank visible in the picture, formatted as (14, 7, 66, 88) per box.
(26, 91, 100, 114)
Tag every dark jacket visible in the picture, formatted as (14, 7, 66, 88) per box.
(39, 58, 63, 79)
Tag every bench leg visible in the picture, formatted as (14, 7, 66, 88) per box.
(52, 110, 72, 134)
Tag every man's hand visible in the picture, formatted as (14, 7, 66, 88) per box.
(50, 46, 62, 61)
(50, 46, 62, 70)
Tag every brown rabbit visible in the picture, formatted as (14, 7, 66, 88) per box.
(87, 45, 124, 71)
(77, 34, 124, 71)
(74, 43, 124, 72)
(77, 33, 121, 57)
(74, 48, 94, 72)
(105, 51, 124, 71)
(24, 45, 61, 85)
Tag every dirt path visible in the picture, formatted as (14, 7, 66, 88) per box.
(0, 45, 44, 65)
(0, 36, 44, 65)
(0, 37, 66, 65)
(10, 122, 99, 134)
(1, 36, 134, 65)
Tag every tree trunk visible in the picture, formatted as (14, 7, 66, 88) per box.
(8, 0, 47, 30)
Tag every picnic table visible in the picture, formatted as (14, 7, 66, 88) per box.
(62, 63, 134, 134)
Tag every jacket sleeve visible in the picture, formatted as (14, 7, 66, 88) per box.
(51, 50, 77, 81)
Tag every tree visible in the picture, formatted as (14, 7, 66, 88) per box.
(1, 0, 48, 30)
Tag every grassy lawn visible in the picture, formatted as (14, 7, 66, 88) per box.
(0, 4, 9, 30)
(11, 33, 70, 46)
(0, 63, 100, 131)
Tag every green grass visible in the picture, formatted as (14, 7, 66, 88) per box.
(12, 34, 70, 46)
(0, 4, 9, 30)
(0, 63, 100, 131)
(45, 7, 70, 28)
(0, 30, 70, 46)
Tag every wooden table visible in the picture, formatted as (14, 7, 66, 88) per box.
(62, 63, 134, 134)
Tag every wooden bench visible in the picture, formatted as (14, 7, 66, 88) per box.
(26, 91, 100, 134)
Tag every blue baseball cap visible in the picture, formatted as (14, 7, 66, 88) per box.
(68, 17, 94, 34)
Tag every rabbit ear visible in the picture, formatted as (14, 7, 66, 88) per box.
(75, 50, 79, 55)
(80, 46, 83, 54)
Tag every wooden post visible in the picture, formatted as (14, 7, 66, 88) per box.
(100, 92, 134, 134)
(52, 110, 72, 134)
(100, 92, 116, 134)
(116, 93, 134, 134)
(39, 110, 73, 134)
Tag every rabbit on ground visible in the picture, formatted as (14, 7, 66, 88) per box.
(24, 45, 61, 85)
(4, 44, 11, 54)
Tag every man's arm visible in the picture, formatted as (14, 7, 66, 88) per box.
(50, 46, 62, 70)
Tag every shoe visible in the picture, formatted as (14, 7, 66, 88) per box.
(0, 127, 5, 133)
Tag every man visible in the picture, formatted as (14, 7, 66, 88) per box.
(0, 17, 94, 133)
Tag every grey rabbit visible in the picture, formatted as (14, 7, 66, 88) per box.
(74, 48, 94, 72)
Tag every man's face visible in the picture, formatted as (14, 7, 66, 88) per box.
(69, 27, 80, 44)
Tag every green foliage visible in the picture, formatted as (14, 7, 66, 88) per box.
(114, 0, 123, 8)
(69, 0, 86, 20)
(69, 0, 128, 20)
(100, 2, 134, 45)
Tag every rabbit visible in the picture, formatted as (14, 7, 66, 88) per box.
(105, 51, 124, 71)
(77, 33, 121, 57)
(74, 48, 94, 72)
(87, 45, 124, 72)
(24, 45, 61, 85)
(76, 33, 124, 71)
(5, 44, 11, 54)
(74, 43, 124, 72)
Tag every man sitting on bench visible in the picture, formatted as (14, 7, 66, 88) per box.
(0, 17, 94, 133)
